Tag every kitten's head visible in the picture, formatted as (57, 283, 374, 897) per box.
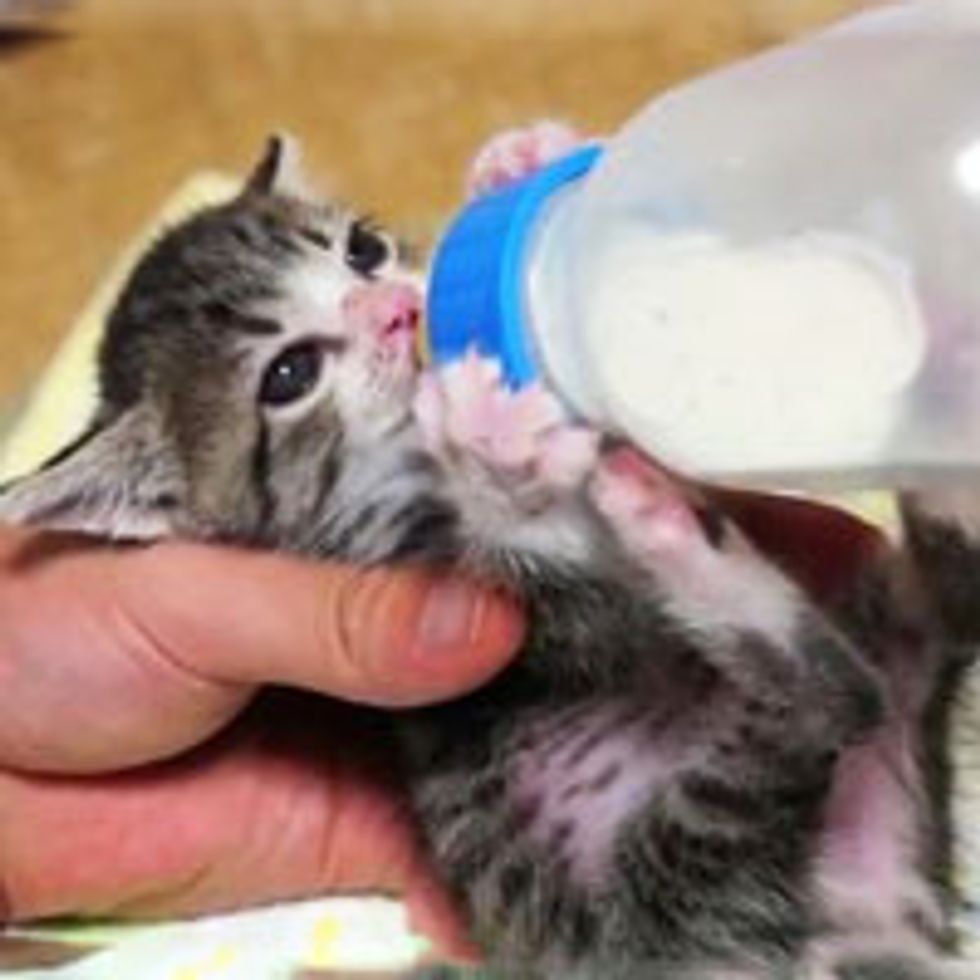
(0, 135, 428, 544)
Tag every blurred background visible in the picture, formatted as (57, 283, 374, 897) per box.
(0, 0, 868, 418)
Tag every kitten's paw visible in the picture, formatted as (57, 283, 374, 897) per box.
(590, 445, 708, 557)
(466, 119, 582, 197)
(591, 446, 801, 644)
(414, 351, 598, 490)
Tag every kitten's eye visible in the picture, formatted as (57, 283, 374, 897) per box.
(345, 220, 389, 276)
(259, 340, 326, 406)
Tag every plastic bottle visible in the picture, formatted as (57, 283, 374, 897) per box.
(426, 0, 980, 491)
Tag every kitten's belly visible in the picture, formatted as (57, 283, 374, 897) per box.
(407, 695, 689, 886)
(508, 700, 693, 885)
(406, 688, 814, 972)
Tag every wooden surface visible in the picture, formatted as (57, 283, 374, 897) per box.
(0, 0, 864, 408)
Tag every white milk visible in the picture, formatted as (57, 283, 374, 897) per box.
(590, 229, 926, 477)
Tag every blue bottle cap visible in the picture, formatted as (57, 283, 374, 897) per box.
(426, 145, 603, 387)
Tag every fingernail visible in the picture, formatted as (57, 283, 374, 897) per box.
(413, 578, 486, 656)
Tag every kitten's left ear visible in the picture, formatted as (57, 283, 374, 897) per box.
(0, 407, 182, 541)
(244, 132, 311, 199)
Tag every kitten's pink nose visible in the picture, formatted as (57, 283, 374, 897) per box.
(343, 282, 421, 340)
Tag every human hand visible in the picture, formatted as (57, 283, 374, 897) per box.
(0, 526, 523, 955)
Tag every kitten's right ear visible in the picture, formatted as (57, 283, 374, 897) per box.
(0, 408, 182, 541)
(244, 133, 311, 199)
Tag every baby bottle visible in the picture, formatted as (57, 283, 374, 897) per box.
(426, 0, 980, 490)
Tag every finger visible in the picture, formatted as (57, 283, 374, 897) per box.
(0, 695, 427, 922)
(0, 528, 523, 773)
(113, 538, 524, 706)
(0, 527, 254, 773)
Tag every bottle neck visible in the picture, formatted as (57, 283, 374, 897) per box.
(425, 145, 603, 388)
(523, 180, 608, 421)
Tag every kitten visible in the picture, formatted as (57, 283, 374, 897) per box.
(0, 132, 971, 979)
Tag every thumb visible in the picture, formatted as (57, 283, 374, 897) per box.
(118, 540, 525, 707)
(0, 529, 523, 773)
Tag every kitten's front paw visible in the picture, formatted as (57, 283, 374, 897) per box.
(466, 120, 582, 198)
(414, 351, 598, 491)
(590, 445, 708, 557)
(591, 446, 801, 643)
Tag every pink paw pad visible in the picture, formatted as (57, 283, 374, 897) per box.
(413, 351, 598, 487)
(591, 446, 703, 555)
(466, 120, 582, 198)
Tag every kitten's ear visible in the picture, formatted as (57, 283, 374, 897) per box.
(0, 408, 182, 541)
(245, 133, 311, 199)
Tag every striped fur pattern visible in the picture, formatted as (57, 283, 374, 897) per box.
(0, 136, 974, 978)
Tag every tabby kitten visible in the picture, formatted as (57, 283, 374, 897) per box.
(0, 133, 973, 979)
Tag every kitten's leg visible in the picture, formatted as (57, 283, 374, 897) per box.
(589, 446, 802, 647)
(566, 447, 886, 971)
(466, 120, 582, 197)
(890, 489, 980, 977)
(901, 484, 980, 644)
(895, 484, 980, 905)
(417, 353, 881, 724)
(802, 522, 969, 978)
(413, 352, 600, 569)
(589, 444, 881, 738)
(416, 358, 879, 722)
